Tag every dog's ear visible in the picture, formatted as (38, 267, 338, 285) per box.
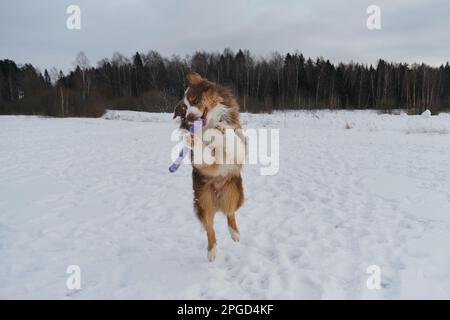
(187, 81, 216, 107)
(186, 72, 203, 87)
(173, 103, 187, 119)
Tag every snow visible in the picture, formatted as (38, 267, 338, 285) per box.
(1, 110, 450, 299)
(421, 109, 432, 118)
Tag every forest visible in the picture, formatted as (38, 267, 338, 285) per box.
(1, 49, 450, 117)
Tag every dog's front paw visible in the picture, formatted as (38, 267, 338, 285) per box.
(215, 121, 227, 134)
(207, 245, 217, 262)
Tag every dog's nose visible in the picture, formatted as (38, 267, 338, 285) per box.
(186, 113, 197, 123)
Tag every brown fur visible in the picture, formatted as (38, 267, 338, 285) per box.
(185, 74, 241, 129)
(192, 167, 244, 252)
(172, 102, 189, 129)
(179, 72, 245, 260)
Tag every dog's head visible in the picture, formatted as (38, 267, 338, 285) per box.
(183, 72, 222, 124)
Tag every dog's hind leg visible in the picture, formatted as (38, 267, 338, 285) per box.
(195, 202, 217, 261)
(226, 213, 240, 242)
(196, 204, 217, 262)
(221, 176, 244, 243)
(204, 211, 217, 262)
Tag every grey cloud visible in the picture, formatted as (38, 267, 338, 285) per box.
(0, 0, 448, 72)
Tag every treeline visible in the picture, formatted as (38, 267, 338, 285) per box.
(1, 49, 450, 117)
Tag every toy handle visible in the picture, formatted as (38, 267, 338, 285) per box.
(169, 147, 187, 172)
(169, 118, 202, 173)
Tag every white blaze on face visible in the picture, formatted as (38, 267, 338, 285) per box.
(184, 87, 202, 120)
(186, 106, 202, 118)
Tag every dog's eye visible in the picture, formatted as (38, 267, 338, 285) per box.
(188, 94, 200, 105)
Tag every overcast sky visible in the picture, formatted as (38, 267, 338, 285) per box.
(1, 0, 449, 73)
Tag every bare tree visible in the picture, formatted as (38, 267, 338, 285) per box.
(74, 51, 91, 101)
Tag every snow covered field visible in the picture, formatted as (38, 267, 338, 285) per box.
(1, 110, 450, 299)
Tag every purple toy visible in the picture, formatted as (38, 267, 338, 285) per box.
(169, 118, 203, 173)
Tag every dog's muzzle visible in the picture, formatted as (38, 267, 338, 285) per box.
(186, 112, 198, 123)
(186, 106, 207, 126)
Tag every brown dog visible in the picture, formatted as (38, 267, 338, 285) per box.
(173, 72, 246, 261)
